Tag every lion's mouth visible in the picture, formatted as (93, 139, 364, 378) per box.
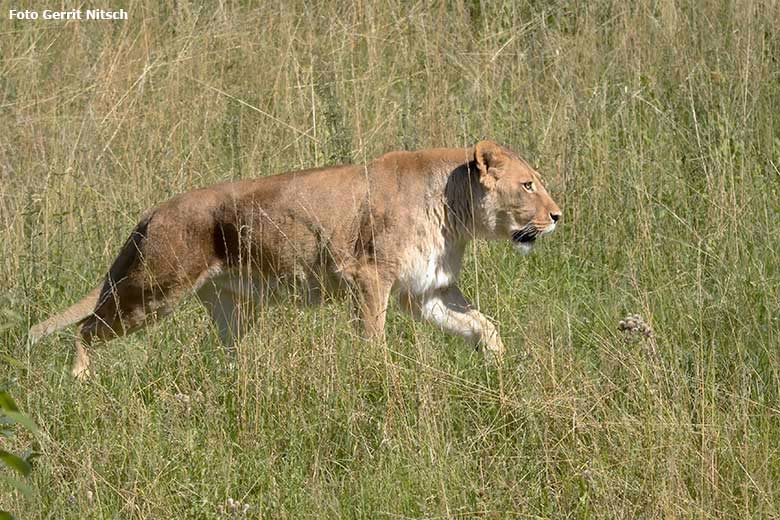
(511, 226, 539, 245)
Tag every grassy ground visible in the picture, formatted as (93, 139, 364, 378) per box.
(2, 0, 780, 517)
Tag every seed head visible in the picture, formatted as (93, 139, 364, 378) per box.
(618, 313, 654, 341)
(220, 497, 251, 518)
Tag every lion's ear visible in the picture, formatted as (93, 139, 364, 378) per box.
(474, 140, 505, 189)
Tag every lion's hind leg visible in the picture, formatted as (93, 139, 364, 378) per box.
(72, 261, 220, 379)
(73, 277, 175, 379)
(65, 206, 226, 378)
(73, 273, 218, 379)
(71, 267, 219, 378)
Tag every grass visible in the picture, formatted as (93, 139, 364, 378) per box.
(2, 0, 780, 517)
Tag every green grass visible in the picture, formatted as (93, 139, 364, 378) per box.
(2, 0, 780, 517)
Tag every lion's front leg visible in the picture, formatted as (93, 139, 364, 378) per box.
(400, 286, 504, 362)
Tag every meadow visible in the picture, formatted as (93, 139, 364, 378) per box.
(2, 0, 780, 517)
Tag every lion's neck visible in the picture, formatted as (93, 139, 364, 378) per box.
(440, 161, 490, 242)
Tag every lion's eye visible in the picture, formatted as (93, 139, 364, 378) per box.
(523, 182, 534, 191)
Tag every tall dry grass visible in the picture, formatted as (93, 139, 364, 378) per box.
(2, 0, 780, 517)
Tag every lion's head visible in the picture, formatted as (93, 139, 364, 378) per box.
(474, 140, 562, 254)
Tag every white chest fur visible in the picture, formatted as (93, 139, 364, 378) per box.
(396, 240, 464, 295)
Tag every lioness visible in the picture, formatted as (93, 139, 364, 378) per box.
(29, 140, 561, 378)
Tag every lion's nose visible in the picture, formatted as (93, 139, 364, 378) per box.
(550, 212, 561, 223)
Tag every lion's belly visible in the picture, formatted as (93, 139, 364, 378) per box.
(202, 267, 347, 308)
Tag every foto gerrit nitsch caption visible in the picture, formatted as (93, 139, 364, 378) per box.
(8, 9, 127, 20)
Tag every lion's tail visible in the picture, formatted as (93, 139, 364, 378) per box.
(28, 285, 102, 344)
(29, 209, 157, 345)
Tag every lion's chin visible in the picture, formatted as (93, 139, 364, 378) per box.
(511, 240, 535, 255)
(510, 227, 537, 255)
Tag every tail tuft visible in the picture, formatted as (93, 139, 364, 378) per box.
(28, 321, 52, 345)
(28, 285, 102, 344)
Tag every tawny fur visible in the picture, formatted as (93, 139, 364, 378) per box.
(28, 286, 102, 344)
(29, 141, 561, 378)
